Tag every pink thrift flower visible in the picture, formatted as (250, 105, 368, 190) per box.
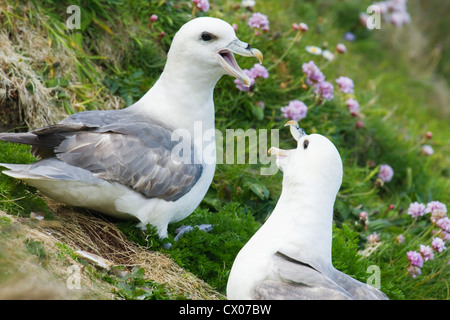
(407, 250, 423, 268)
(234, 64, 268, 91)
(432, 237, 446, 253)
(314, 81, 334, 101)
(408, 265, 421, 278)
(234, 69, 255, 91)
(427, 201, 447, 223)
(302, 61, 325, 86)
(281, 100, 308, 122)
(390, 11, 411, 27)
(419, 244, 434, 262)
(422, 145, 434, 155)
(346, 98, 359, 116)
(336, 76, 354, 94)
(359, 12, 370, 28)
(336, 43, 347, 54)
(378, 0, 411, 28)
(443, 232, 450, 242)
(377, 1, 389, 14)
(407, 202, 426, 218)
(436, 217, 450, 233)
(426, 201, 447, 215)
(356, 120, 364, 129)
(248, 12, 270, 31)
(250, 63, 269, 79)
(192, 0, 210, 12)
(425, 131, 433, 139)
(378, 164, 394, 182)
(359, 211, 368, 220)
(431, 211, 447, 224)
(395, 234, 405, 244)
(367, 232, 380, 244)
(255, 101, 265, 110)
(299, 22, 308, 31)
(149, 14, 158, 23)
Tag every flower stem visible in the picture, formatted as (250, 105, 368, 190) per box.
(266, 32, 302, 73)
(337, 185, 377, 199)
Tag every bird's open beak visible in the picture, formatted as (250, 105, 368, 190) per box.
(218, 39, 263, 87)
(268, 147, 288, 157)
(284, 120, 299, 127)
(284, 120, 306, 142)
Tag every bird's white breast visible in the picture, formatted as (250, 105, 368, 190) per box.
(227, 220, 282, 299)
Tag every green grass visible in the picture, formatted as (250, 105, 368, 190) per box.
(0, 0, 449, 299)
(118, 203, 261, 293)
(102, 266, 188, 300)
(0, 142, 48, 216)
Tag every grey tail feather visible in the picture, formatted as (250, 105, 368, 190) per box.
(0, 132, 38, 145)
(1, 170, 44, 180)
(0, 163, 40, 180)
(0, 132, 63, 158)
(0, 163, 31, 171)
(0, 159, 103, 183)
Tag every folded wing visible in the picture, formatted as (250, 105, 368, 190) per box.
(252, 252, 353, 300)
(0, 109, 202, 202)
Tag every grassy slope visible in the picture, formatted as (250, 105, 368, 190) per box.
(0, 0, 448, 299)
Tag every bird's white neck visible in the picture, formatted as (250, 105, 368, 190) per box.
(131, 62, 222, 135)
(265, 180, 338, 272)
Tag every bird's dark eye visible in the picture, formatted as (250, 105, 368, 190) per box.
(303, 140, 309, 149)
(201, 32, 213, 41)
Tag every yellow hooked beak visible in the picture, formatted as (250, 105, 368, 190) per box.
(284, 120, 299, 128)
(284, 120, 306, 142)
(218, 39, 263, 87)
(268, 147, 288, 157)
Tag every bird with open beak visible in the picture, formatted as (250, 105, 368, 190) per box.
(267, 120, 306, 169)
(228, 121, 388, 300)
(0, 17, 263, 238)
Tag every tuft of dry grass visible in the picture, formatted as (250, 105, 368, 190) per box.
(0, 1, 124, 131)
(0, 197, 224, 300)
(0, 31, 64, 130)
(0, 210, 118, 299)
(0, 1, 222, 299)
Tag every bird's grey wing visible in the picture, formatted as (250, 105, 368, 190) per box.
(252, 252, 354, 300)
(331, 269, 389, 300)
(1, 109, 202, 201)
(0, 110, 126, 158)
(54, 120, 202, 201)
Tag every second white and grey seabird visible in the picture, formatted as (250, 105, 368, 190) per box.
(227, 121, 388, 300)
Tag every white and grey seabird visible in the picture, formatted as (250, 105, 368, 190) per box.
(227, 121, 388, 300)
(0, 17, 263, 238)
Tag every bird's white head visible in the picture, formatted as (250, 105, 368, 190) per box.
(166, 17, 263, 87)
(269, 122, 343, 196)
